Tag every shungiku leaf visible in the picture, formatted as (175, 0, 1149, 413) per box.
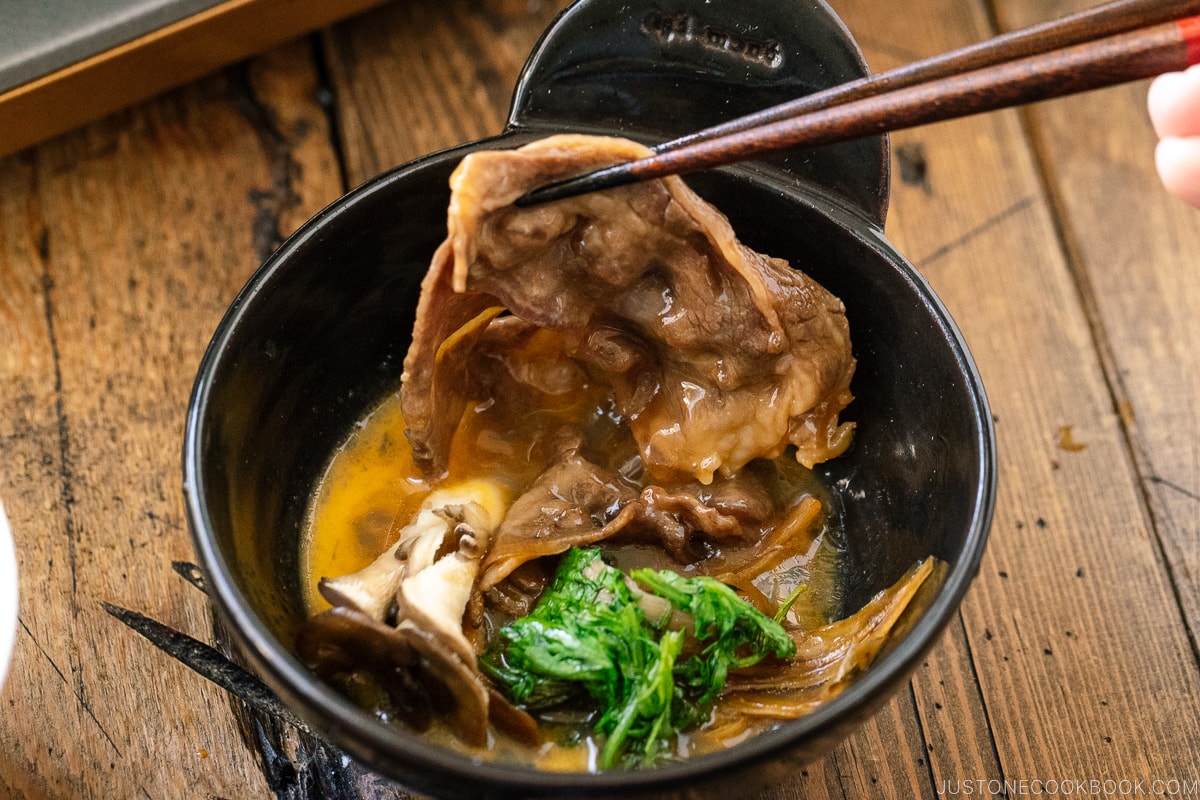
(630, 567, 796, 705)
(481, 548, 796, 768)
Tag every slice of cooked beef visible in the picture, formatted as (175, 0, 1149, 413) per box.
(400, 241, 502, 476)
(481, 442, 793, 581)
(478, 445, 640, 591)
(629, 465, 776, 560)
(402, 134, 855, 484)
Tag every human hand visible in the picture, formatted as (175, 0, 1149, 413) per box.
(1148, 65, 1200, 208)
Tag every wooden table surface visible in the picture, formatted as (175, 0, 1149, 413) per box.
(3, 0, 1199, 796)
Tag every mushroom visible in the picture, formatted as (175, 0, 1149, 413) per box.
(295, 605, 416, 677)
(317, 538, 406, 622)
(295, 605, 436, 732)
(397, 622, 490, 747)
(317, 481, 508, 622)
(303, 479, 512, 748)
(395, 529, 489, 665)
(391, 525, 496, 745)
(486, 687, 543, 747)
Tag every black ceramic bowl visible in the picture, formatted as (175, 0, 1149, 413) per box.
(184, 1, 995, 797)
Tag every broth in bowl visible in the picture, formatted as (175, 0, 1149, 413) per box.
(294, 135, 937, 771)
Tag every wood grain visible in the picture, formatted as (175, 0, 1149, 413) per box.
(836, 0, 1200, 785)
(0, 39, 341, 799)
(1000, 0, 1200, 660)
(2, 0, 1199, 796)
(321, 0, 570, 185)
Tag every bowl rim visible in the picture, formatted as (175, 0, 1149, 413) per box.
(183, 140, 996, 795)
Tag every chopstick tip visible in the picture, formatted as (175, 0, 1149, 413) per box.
(513, 163, 639, 207)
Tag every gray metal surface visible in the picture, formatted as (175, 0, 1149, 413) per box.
(0, 0, 223, 93)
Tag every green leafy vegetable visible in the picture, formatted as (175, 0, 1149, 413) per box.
(630, 567, 797, 706)
(774, 581, 809, 624)
(481, 548, 796, 768)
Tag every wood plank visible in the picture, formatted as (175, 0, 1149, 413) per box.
(834, 0, 1200, 784)
(0, 40, 341, 798)
(997, 0, 1200, 653)
(321, 0, 571, 186)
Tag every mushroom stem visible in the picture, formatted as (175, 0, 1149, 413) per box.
(306, 478, 513, 749)
(317, 537, 406, 622)
(316, 480, 510, 622)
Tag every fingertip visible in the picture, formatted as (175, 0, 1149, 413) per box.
(1148, 64, 1200, 138)
(1149, 72, 1186, 137)
(1155, 136, 1200, 209)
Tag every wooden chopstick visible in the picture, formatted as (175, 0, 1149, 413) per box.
(658, 0, 1200, 153)
(517, 6, 1200, 207)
